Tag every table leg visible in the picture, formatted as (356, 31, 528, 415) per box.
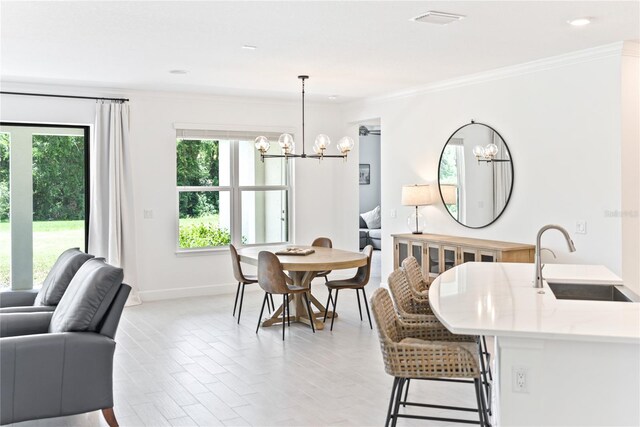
(258, 271, 338, 331)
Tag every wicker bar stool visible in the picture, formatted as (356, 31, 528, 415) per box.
(371, 287, 490, 426)
(388, 268, 492, 414)
(255, 251, 315, 341)
(311, 237, 332, 283)
(402, 256, 493, 385)
(401, 256, 430, 295)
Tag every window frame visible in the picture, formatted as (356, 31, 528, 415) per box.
(0, 121, 90, 290)
(175, 136, 292, 253)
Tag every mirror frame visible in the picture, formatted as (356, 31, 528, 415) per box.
(437, 121, 514, 229)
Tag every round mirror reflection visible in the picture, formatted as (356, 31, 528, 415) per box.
(438, 122, 513, 228)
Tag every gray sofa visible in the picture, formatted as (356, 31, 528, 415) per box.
(0, 247, 94, 313)
(359, 216, 382, 250)
(0, 258, 130, 427)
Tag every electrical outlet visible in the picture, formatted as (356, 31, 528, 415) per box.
(576, 220, 587, 234)
(513, 366, 528, 393)
(390, 209, 397, 219)
(143, 209, 154, 219)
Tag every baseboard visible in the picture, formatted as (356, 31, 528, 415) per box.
(137, 272, 357, 302)
(138, 282, 239, 302)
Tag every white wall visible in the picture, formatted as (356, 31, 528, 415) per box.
(0, 83, 351, 300)
(358, 134, 381, 213)
(621, 42, 640, 295)
(343, 44, 628, 282)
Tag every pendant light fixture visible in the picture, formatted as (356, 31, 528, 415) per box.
(254, 75, 355, 161)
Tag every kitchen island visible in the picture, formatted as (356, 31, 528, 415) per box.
(428, 262, 640, 426)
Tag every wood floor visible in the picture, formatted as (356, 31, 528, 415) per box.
(12, 260, 480, 426)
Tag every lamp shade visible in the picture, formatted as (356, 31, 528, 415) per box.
(440, 184, 457, 205)
(401, 184, 432, 206)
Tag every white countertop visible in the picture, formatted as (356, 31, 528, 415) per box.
(428, 263, 640, 344)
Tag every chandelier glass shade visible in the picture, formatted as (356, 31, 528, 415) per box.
(254, 75, 354, 161)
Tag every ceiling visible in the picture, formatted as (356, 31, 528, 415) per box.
(1, 1, 638, 101)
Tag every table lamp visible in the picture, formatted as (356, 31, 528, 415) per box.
(401, 184, 432, 234)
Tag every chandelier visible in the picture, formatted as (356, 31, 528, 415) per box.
(254, 75, 355, 161)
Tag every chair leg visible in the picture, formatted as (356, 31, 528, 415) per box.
(256, 293, 268, 334)
(232, 282, 241, 316)
(385, 378, 400, 427)
(324, 276, 329, 283)
(474, 378, 487, 426)
(303, 292, 315, 333)
(282, 294, 286, 341)
(285, 294, 291, 327)
(361, 287, 373, 329)
(269, 293, 275, 313)
(482, 335, 493, 381)
(390, 378, 406, 427)
(323, 289, 332, 322)
(102, 407, 119, 427)
(479, 374, 491, 426)
(356, 288, 363, 321)
(266, 293, 272, 314)
(477, 338, 492, 415)
(330, 289, 339, 331)
(237, 283, 246, 324)
(402, 378, 410, 407)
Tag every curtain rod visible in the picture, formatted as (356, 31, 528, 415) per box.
(0, 91, 129, 102)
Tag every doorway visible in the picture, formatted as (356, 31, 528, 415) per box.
(358, 123, 381, 281)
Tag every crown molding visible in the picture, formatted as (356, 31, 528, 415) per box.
(349, 42, 626, 107)
(0, 80, 339, 107)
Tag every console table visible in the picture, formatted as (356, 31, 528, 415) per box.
(392, 233, 535, 283)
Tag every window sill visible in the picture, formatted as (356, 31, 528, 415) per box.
(175, 247, 230, 257)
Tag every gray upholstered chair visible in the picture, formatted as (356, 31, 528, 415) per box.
(0, 247, 94, 313)
(255, 251, 315, 340)
(0, 258, 130, 427)
(323, 245, 374, 331)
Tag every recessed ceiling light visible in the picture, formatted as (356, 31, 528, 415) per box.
(328, 95, 338, 100)
(242, 45, 257, 50)
(169, 69, 188, 75)
(568, 17, 592, 26)
(411, 11, 465, 25)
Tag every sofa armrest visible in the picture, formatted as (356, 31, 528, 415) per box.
(0, 312, 53, 337)
(0, 289, 39, 308)
(0, 332, 116, 425)
(0, 305, 56, 314)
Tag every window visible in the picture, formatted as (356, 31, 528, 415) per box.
(176, 129, 291, 250)
(0, 123, 89, 290)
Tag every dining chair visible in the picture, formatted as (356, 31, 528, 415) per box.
(323, 245, 374, 331)
(256, 251, 315, 340)
(388, 268, 492, 415)
(311, 237, 332, 283)
(230, 244, 273, 324)
(370, 287, 489, 427)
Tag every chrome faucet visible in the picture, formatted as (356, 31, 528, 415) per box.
(534, 224, 576, 288)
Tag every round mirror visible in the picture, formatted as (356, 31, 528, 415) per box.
(438, 122, 513, 228)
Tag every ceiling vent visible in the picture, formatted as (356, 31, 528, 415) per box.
(411, 11, 465, 25)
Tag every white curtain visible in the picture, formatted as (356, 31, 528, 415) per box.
(492, 132, 511, 216)
(89, 102, 141, 305)
(454, 141, 466, 223)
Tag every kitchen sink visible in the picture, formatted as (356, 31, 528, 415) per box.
(547, 282, 638, 302)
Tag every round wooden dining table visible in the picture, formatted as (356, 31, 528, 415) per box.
(237, 245, 367, 330)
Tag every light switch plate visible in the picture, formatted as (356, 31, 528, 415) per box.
(576, 220, 587, 234)
(143, 209, 154, 219)
(390, 209, 397, 218)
